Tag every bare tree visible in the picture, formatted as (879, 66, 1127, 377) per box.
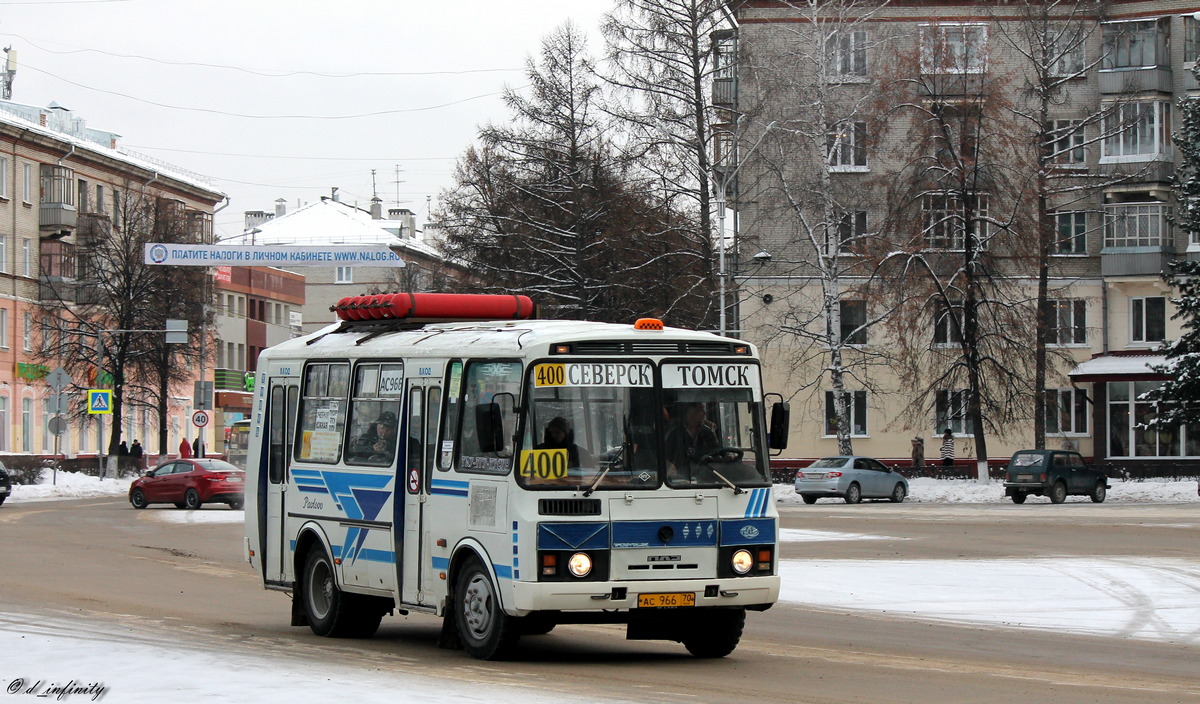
(602, 0, 732, 328)
(440, 22, 710, 325)
(874, 32, 1039, 481)
(37, 184, 208, 457)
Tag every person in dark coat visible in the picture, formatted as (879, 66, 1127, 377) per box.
(193, 437, 203, 458)
(117, 441, 129, 456)
(130, 440, 143, 458)
(534, 416, 593, 469)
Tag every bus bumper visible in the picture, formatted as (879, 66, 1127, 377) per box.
(508, 575, 779, 613)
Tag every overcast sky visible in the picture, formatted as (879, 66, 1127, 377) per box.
(0, 0, 614, 240)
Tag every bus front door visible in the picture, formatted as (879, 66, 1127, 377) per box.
(265, 379, 298, 584)
(399, 378, 441, 606)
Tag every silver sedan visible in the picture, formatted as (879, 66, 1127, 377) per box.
(794, 456, 909, 504)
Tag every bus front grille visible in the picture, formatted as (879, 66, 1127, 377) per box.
(539, 498, 601, 516)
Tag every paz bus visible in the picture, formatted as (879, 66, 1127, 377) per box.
(243, 293, 788, 660)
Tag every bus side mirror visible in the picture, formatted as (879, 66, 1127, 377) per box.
(768, 401, 790, 450)
(475, 402, 505, 453)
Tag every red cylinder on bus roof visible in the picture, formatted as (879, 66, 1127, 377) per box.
(384, 293, 535, 320)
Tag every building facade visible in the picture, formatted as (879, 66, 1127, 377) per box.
(727, 1, 1200, 472)
(0, 99, 223, 463)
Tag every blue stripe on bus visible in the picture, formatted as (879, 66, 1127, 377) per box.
(431, 556, 450, 570)
(296, 485, 329, 494)
(431, 479, 469, 497)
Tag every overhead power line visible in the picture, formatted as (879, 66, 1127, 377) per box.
(5, 33, 522, 78)
(23, 63, 517, 119)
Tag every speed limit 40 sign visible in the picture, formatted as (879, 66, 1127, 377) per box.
(192, 410, 210, 428)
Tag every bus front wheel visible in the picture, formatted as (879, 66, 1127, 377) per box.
(455, 556, 520, 660)
(683, 608, 745, 658)
(302, 548, 382, 639)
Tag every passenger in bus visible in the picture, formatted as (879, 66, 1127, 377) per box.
(665, 402, 723, 479)
(369, 411, 399, 462)
(535, 416, 594, 468)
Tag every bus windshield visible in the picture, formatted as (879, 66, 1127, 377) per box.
(516, 360, 771, 491)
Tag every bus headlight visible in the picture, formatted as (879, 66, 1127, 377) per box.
(731, 549, 753, 575)
(567, 552, 592, 578)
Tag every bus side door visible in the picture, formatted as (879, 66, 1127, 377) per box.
(266, 378, 298, 583)
(400, 377, 441, 606)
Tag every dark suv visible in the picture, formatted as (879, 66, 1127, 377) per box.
(0, 460, 10, 506)
(1003, 450, 1109, 504)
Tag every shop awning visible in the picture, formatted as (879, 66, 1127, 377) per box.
(1067, 354, 1173, 383)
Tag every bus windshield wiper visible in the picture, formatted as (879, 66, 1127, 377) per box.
(583, 458, 614, 497)
(709, 467, 746, 495)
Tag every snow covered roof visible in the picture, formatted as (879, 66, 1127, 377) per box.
(222, 199, 444, 260)
(1068, 354, 1173, 382)
(0, 100, 223, 199)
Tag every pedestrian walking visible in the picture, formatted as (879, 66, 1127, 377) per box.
(179, 437, 192, 459)
(940, 428, 955, 467)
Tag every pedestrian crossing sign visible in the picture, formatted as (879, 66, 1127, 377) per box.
(88, 389, 112, 414)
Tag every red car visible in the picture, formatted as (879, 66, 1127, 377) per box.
(129, 458, 245, 510)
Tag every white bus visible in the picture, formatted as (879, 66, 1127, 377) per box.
(243, 293, 788, 660)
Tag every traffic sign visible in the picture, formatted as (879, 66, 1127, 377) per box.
(47, 366, 71, 391)
(192, 410, 210, 428)
(48, 416, 68, 436)
(87, 390, 112, 414)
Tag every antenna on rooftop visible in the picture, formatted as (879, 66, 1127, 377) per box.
(371, 169, 378, 199)
(393, 164, 405, 208)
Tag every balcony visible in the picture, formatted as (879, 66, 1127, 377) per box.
(39, 202, 77, 232)
(712, 77, 735, 108)
(38, 275, 76, 304)
(1098, 160, 1174, 187)
(1100, 246, 1174, 277)
(1098, 67, 1173, 95)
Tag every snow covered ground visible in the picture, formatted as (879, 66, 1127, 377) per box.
(8, 469, 1197, 506)
(1, 471, 1197, 702)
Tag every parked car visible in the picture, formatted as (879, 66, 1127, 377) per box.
(0, 460, 10, 506)
(129, 458, 245, 510)
(794, 456, 909, 504)
(1003, 449, 1108, 504)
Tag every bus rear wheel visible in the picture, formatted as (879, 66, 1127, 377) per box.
(682, 608, 745, 658)
(302, 548, 382, 639)
(455, 556, 519, 660)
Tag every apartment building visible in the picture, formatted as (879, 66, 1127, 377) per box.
(725, 1, 1200, 473)
(0, 98, 223, 460)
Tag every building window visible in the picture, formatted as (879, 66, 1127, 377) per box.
(1045, 388, 1088, 435)
(41, 400, 51, 451)
(837, 210, 868, 253)
(95, 184, 103, 214)
(922, 193, 989, 249)
(0, 395, 7, 451)
(827, 29, 867, 79)
(1106, 381, 1198, 458)
(1049, 119, 1085, 165)
(1049, 298, 1087, 345)
(0, 156, 7, 198)
(825, 390, 868, 436)
(827, 121, 867, 170)
(1130, 296, 1166, 343)
(21, 238, 30, 277)
(713, 31, 736, 80)
(335, 266, 354, 284)
(1101, 101, 1171, 162)
(0, 308, 7, 349)
(935, 389, 970, 435)
(0, 234, 7, 273)
(1101, 19, 1168, 70)
(21, 397, 31, 452)
(834, 300, 867, 345)
(21, 163, 31, 203)
(1104, 203, 1171, 248)
(1187, 16, 1200, 64)
(1054, 211, 1087, 254)
(22, 313, 31, 351)
(933, 299, 961, 346)
(920, 23, 987, 74)
(1048, 25, 1086, 76)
